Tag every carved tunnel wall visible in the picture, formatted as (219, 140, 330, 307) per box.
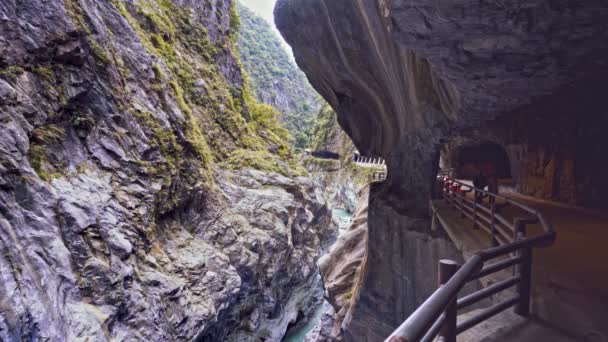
(443, 77, 608, 209)
(442, 141, 512, 179)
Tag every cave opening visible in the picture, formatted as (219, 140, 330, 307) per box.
(441, 141, 512, 182)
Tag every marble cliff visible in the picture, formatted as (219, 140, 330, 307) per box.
(0, 0, 335, 340)
(276, 0, 608, 340)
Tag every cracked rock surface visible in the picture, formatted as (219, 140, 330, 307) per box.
(0, 0, 335, 340)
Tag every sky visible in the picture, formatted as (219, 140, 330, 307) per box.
(238, 0, 294, 59)
(239, 0, 277, 24)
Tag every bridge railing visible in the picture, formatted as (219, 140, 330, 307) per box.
(386, 175, 555, 342)
(353, 154, 386, 166)
(370, 171, 387, 183)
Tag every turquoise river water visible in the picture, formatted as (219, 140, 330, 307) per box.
(281, 208, 353, 341)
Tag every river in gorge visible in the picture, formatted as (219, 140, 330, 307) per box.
(281, 208, 353, 341)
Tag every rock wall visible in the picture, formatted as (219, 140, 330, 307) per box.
(276, 0, 608, 339)
(444, 77, 608, 208)
(306, 187, 369, 341)
(0, 0, 334, 340)
(303, 160, 359, 214)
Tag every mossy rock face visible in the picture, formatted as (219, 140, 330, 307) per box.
(5, 0, 306, 186)
(0, 66, 25, 81)
(223, 148, 287, 175)
(0, 0, 337, 341)
(27, 124, 67, 181)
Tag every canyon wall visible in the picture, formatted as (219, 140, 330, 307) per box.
(276, 0, 608, 339)
(0, 0, 333, 340)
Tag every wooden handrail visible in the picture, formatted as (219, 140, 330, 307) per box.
(386, 175, 556, 342)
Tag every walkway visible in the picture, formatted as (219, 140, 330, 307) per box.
(498, 193, 608, 341)
(434, 187, 608, 341)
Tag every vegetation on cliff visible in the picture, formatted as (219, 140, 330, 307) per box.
(309, 103, 356, 161)
(9, 0, 303, 181)
(236, 2, 319, 149)
(0, 0, 332, 340)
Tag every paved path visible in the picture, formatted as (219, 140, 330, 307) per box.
(433, 190, 608, 341)
(498, 193, 608, 341)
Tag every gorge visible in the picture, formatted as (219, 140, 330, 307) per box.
(0, 0, 345, 340)
(2, 0, 608, 341)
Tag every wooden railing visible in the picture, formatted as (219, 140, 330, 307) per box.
(386, 174, 556, 342)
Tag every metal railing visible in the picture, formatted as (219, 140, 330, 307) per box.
(386, 174, 556, 342)
(370, 170, 387, 183)
(353, 153, 386, 166)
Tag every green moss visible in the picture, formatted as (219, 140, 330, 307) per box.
(152, 63, 164, 81)
(0, 65, 25, 81)
(223, 148, 286, 175)
(139, 2, 175, 39)
(89, 39, 112, 65)
(229, 0, 240, 43)
(64, 0, 116, 72)
(132, 109, 183, 172)
(32, 66, 54, 83)
(63, 0, 88, 32)
(104, 0, 301, 179)
(70, 112, 96, 131)
(29, 145, 64, 182)
(344, 290, 353, 300)
(184, 114, 213, 169)
(114, 54, 130, 81)
(31, 125, 65, 144)
(169, 80, 192, 115)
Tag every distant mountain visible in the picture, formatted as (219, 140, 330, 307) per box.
(237, 2, 320, 148)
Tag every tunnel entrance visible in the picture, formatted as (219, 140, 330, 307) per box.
(442, 141, 511, 181)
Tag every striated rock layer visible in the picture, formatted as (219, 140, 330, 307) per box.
(276, 0, 608, 340)
(307, 187, 369, 341)
(0, 0, 334, 341)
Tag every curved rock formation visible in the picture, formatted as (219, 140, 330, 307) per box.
(276, 0, 608, 340)
(316, 186, 369, 340)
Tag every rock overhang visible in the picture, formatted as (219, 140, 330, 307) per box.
(275, 0, 608, 160)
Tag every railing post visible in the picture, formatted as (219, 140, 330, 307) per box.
(431, 212, 439, 232)
(472, 190, 478, 229)
(490, 200, 498, 246)
(434, 177, 443, 199)
(459, 189, 466, 219)
(439, 260, 459, 342)
(514, 220, 532, 317)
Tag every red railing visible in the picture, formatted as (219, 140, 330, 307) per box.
(386, 172, 555, 342)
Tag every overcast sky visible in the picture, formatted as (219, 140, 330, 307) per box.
(239, 0, 276, 24)
(238, 0, 294, 59)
